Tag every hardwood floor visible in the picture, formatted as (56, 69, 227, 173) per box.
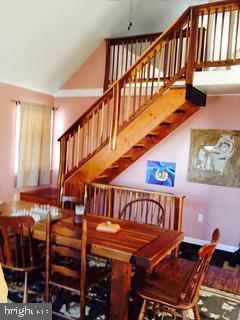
(180, 242, 240, 295)
(204, 265, 240, 295)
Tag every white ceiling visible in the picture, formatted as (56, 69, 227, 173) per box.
(0, 0, 206, 94)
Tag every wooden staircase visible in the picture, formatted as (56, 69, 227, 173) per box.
(94, 89, 204, 184)
(57, 0, 240, 200)
(91, 86, 205, 184)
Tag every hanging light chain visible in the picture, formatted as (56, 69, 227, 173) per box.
(128, 0, 133, 31)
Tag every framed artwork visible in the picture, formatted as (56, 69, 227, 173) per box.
(187, 129, 240, 187)
(146, 160, 176, 187)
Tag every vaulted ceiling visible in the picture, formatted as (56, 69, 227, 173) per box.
(0, 0, 206, 94)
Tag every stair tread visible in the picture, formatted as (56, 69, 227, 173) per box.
(93, 103, 200, 183)
(109, 164, 119, 169)
(120, 154, 132, 158)
(159, 122, 171, 126)
(147, 131, 158, 135)
(133, 143, 145, 148)
(174, 109, 186, 114)
(97, 174, 108, 179)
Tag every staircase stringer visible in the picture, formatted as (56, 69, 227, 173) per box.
(65, 88, 187, 184)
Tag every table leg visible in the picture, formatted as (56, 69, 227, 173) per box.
(109, 260, 132, 320)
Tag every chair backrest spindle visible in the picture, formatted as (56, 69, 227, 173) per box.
(179, 228, 220, 306)
(119, 198, 164, 226)
(0, 216, 35, 270)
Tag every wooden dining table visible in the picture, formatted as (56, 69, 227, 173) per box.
(0, 201, 184, 320)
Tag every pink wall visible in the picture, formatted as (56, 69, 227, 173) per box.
(52, 41, 106, 185)
(112, 96, 240, 248)
(53, 39, 240, 248)
(61, 41, 106, 89)
(2, 40, 238, 248)
(0, 82, 53, 202)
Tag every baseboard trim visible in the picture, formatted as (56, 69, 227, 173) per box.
(184, 236, 238, 253)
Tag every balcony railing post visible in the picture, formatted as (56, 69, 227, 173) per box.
(104, 39, 111, 91)
(108, 187, 114, 218)
(173, 197, 184, 232)
(186, 7, 199, 85)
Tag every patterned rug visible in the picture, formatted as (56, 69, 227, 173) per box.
(196, 286, 240, 320)
(143, 286, 240, 320)
(5, 269, 240, 319)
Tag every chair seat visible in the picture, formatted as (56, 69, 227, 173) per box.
(137, 229, 220, 320)
(138, 257, 196, 308)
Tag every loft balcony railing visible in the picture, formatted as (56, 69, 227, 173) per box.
(104, 33, 161, 90)
(57, 1, 240, 200)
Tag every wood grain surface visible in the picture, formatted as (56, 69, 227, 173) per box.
(0, 201, 183, 320)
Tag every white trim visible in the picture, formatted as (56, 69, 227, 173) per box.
(184, 236, 238, 253)
(14, 103, 21, 175)
(193, 70, 240, 95)
(0, 80, 52, 95)
(54, 88, 103, 98)
(208, 93, 240, 96)
(54, 83, 240, 98)
(194, 70, 240, 86)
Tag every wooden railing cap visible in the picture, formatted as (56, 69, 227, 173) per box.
(87, 182, 186, 199)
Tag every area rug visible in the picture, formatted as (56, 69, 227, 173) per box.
(196, 286, 240, 320)
(6, 267, 240, 320)
(144, 286, 240, 320)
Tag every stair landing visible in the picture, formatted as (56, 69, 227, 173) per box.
(20, 187, 58, 206)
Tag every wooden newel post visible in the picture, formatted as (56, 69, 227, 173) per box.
(186, 7, 199, 85)
(110, 82, 121, 150)
(172, 196, 185, 258)
(57, 136, 67, 206)
(173, 197, 185, 232)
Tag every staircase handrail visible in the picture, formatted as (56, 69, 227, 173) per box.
(57, 0, 240, 198)
(59, 0, 240, 141)
(58, 6, 191, 141)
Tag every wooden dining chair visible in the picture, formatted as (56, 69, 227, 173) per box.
(137, 228, 220, 320)
(45, 214, 109, 319)
(119, 198, 164, 226)
(0, 216, 45, 303)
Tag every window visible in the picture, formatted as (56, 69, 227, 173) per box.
(15, 101, 53, 188)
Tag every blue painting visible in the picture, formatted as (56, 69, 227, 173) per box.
(146, 160, 176, 187)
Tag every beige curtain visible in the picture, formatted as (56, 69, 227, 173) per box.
(17, 102, 52, 188)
